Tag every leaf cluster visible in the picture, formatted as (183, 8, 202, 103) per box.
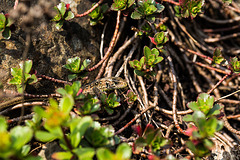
(52, 2, 75, 29)
(8, 60, 38, 93)
(0, 117, 38, 159)
(131, 0, 165, 22)
(89, 4, 109, 26)
(129, 46, 164, 77)
(0, 13, 13, 39)
(63, 57, 91, 81)
(183, 93, 224, 158)
(132, 124, 169, 155)
(174, 0, 204, 18)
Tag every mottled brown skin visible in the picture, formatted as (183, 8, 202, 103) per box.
(0, 77, 127, 110)
(81, 77, 127, 94)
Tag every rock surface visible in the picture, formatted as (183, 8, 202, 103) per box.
(0, 0, 102, 94)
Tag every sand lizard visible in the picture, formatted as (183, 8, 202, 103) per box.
(0, 77, 127, 111)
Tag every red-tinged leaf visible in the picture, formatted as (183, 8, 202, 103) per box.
(185, 125, 198, 136)
(148, 36, 157, 45)
(66, 4, 70, 10)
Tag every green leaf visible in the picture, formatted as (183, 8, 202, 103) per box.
(65, 11, 75, 20)
(80, 59, 91, 71)
(59, 94, 74, 114)
(28, 74, 38, 84)
(19, 60, 32, 74)
(96, 148, 114, 160)
(151, 48, 159, 56)
(207, 104, 222, 117)
(35, 131, 58, 142)
(204, 118, 218, 136)
(0, 13, 6, 30)
(68, 74, 78, 81)
(52, 151, 73, 160)
(21, 145, 31, 156)
(55, 20, 64, 30)
(154, 56, 164, 64)
(0, 116, 7, 132)
(144, 46, 151, 60)
(134, 70, 145, 76)
(70, 116, 93, 148)
(187, 102, 200, 111)
(156, 3, 165, 13)
(2, 27, 11, 39)
(73, 147, 95, 160)
(81, 98, 100, 114)
(57, 2, 67, 16)
(52, 6, 62, 21)
(64, 57, 81, 73)
(11, 67, 22, 77)
(116, 143, 132, 159)
(16, 84, 24, 93)
(216, 120, 224, 131)
(230, 57, 240, 73)
(139, 57, 145, 68)
(192, 111, 205, 125)
(131, 11, 143, 19)
(6, 17, 13, 27)
(56, 88, 68, 96)
(183, 114, 193, 122)
(10, 126, 33, 150)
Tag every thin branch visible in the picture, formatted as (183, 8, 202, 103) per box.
(88, 11, 121, 72)
(75, 0, 104, 18)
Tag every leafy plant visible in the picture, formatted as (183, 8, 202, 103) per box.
(126, 90, 138, 105)
(111, 0, 135, 11)
(96, 143, 132, 160)
(184, 111, 223, 158)
(77, 96, 101, 115)
(174, 0, 204, 18)
(183, 93, 224, 159)
(149, 31, 168, 49)
(131, 0, 164, 22)
(212, 47, 227, 66)
(100, 93, 121, 115)
(8, 60, 38, 93)
(83, 121, 120, 148)
(0, 13, 13, 39)
(184, 93, 223, 118)
(132, 124, 169, 155)
(56, 80, 83, 99)
(230, 57, 240, 73)
(51, 2, 75, 29)
(63, 57, 91, 81)
(0, 117, 39, 159)
(129, 46, 164, 77)
(89, 3, 109, 26)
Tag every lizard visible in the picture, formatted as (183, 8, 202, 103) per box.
(0, 77, 127, 111)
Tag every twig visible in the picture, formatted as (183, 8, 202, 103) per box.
(223, 110, 240, 135)
(75, 0, 104, 18)
(106, 32, 138, 77)
(37, 74, 72, 85)
(199, 14, 240, 24)
(165, 50, 185, 134)
(215, 89, 240, 102)
(137, 76, 149, 106)
(115, 105, 155, 135)
(205, 32, 240, 43)
(100, 21, 108, 59)
(207, 74, 229, 94)
(98, 16, 127, 79)
(88, 11, 121, 72)
(8, 114, 33, 124)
